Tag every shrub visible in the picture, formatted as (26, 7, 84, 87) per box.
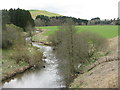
(12, 46, 29, 64)
(2, 24, 24, 49)
(48, 24, 108, 73)
(28, 48, 43, 66)
(12, 46, 43, 66)
(73, 31, 108, 63)
(2, 24, 43, 67)
(48, 30, 65, 46)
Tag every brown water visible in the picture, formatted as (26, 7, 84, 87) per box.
(2, 43, 66, 88)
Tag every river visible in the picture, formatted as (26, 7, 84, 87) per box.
(2, 43, 66, 88)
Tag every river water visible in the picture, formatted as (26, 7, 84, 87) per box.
(2, 43, 66, 88)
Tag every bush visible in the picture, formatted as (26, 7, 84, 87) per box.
(12, 46, 43, 66)
(73, 31, 108, 63)
(2, 24, 43, 67)
(48, 25, 108, 73)
(2, 24, 24, 49)
(48, 30, 65, 46)
(29, 48, 43, 66)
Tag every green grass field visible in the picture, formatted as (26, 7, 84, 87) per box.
(36, 25, 119, 39)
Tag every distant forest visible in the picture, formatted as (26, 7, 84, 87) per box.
(35, 15, 120, 26)
(2, 8, 120, 29)
(35, 15, 88, 26)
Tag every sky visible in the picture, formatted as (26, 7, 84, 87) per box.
(0, 0, 120, 20)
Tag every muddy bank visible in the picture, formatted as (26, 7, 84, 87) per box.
(2, 65, 33, 81)
(2, 42, 44, 82)
(70, 59, 119, 88)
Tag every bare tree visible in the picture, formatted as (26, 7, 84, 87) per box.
(48, 21, 108, 85)
(73, 31, 108, 65)
(25, 22, 34, 46)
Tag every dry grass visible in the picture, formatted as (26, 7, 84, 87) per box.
(29, 10, 62, 19)
(70, 36, 119, 88)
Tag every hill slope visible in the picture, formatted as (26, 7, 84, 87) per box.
(70, 36, 119, 88)
(29, 10, 62, 19)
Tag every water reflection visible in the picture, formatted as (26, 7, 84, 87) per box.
(2, 43, 65, 88)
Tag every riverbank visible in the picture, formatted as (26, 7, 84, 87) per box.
(32, 28, 52, 46)
(2, 65, 32, 81)
(2, 44, 43, 82)
(32, 28, 49, 43)
(34, 27, 119, 88)
(2, 28, 48, 82)
(3, 42, 67, 88)
(70, 36, 119, 88)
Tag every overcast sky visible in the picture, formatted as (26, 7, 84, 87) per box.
(0, 0, 120, 20)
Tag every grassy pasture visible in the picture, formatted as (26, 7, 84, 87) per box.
(36, 25, 119, 39)
(29, 10, 62, 19)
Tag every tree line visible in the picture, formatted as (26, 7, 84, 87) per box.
(2, 8, 34, 49)
(35, 15, 88, 26)
(35, 15, 120, 26)
(2, 8, 42, 66)
(2, 8, 34, 31)
(88, 17, 120, 25)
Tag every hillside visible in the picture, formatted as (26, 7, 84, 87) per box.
(29, 10, 62, 19)
(70, 36, 119, 88)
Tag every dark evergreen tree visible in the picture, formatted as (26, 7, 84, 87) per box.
(2, 9, 10, 30)
(35, 15, 88, 26)
(8, 8, 34, 31)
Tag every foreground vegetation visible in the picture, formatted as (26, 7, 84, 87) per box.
(70, 36, 119, 88)
(47, 22, 109, 86)
(2, 45, 43, 77)
(2, 24, 43, 80)
(2, 49, 29, 77)
(46, 24, 119, 88)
